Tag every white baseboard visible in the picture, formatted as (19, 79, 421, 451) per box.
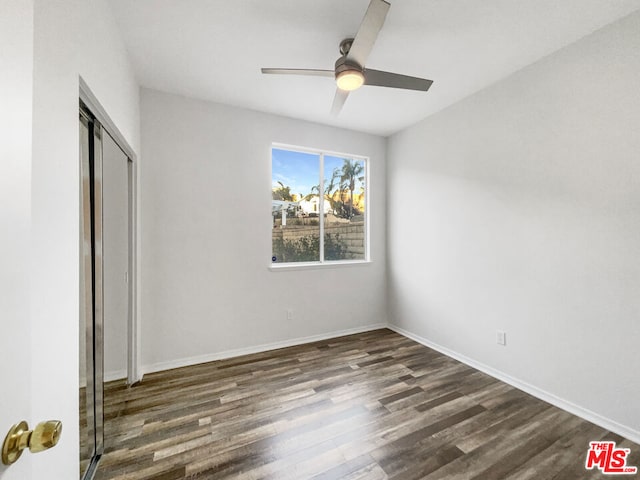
(141, 323, 387, 376)
(388, 324, 640, 445)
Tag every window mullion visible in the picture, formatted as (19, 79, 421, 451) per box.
(319, 153, 325, 262)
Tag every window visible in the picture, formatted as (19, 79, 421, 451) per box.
(271, 145, 368, 266)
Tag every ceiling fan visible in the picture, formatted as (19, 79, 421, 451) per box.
(261, 0, 433, 115)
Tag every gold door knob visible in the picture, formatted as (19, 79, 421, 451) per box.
(29, 420, 62, 453)
(2, 420, 62, 465)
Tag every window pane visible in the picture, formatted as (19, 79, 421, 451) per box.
(323, 156, 366, 261)
(272, 148, 320, 263)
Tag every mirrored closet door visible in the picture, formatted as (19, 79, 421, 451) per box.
(80, 101, 135, 480)
(79, 106, 104, 479)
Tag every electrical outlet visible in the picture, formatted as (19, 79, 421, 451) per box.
(496, 330, 506, 346)
(287, 309, 293, 321)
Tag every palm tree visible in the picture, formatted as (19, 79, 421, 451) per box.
(339, 159, 364, 218)
(305, 168, 341, 213)
(272, 181, 294, 201)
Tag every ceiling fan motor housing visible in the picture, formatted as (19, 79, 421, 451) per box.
(335, 56, 363, 76)
(336, 38, 362, 76)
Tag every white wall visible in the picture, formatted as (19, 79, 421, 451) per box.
(0, 1, 34, 478)
(387, 11, 640, 441)
(140, 89, 386, 371)
(30, 0, 139, 478)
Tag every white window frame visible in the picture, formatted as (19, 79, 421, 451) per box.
(270, 142, 371, 270)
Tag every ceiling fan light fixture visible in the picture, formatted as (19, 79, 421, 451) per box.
(336, 69, 365, 91)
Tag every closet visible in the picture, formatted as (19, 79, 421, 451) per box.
(79, 100, 135, 480)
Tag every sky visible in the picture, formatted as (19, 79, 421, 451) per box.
(272, 148, 364, 198)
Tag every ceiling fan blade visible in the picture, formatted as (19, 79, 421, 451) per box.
(331, 89, 349, 116)
(261, 68, 334, 78)
(346, 0, 390, 68)
(364, 69, 433, 91)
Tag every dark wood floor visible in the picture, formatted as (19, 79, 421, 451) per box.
(94, 329, 639, 479)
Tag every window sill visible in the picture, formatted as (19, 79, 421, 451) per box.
(269, 260, 372, 272)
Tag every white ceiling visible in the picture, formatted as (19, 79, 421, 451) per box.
(109, 0, 640, 136)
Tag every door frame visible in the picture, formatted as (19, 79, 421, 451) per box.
(80, 77, 140, 385)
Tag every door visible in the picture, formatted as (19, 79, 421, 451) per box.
(79, 108, 105, 479)
(0, 0, 34, 478)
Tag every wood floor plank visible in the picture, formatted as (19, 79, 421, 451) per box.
(90, 329, 639, 480)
